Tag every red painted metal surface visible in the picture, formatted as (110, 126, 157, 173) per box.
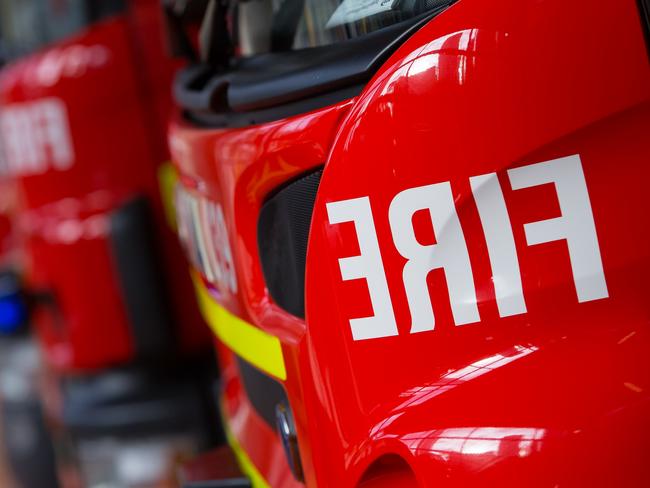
(0, 179, 17, 264)
(0, 2, 210, 372)
(170, 0, 650, 486)
(170, 98, 352, 488)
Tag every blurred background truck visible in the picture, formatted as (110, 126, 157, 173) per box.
(0, 1, 221, 486)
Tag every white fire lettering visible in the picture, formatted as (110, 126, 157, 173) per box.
(0, 98, 74, 175)
(327, 154, 608, 340)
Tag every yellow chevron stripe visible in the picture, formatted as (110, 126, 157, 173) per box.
(157, 162, 178, 230)
(222, 408, 272, 488)
(192, 272, 287, 381)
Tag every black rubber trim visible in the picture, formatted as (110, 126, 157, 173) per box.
(235, 356, 288, 432)
(638, 0, 650, 58)
(175, 3, 453, 127)
(186, 83, 363, 127)
(108, 196, 174, 359)
(257, 168, 323, 318)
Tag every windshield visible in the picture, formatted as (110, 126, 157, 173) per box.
(235, 0, 449, 56)
(292, 0, 448, 49)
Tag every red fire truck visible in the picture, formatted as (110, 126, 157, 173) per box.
(0, 1, 219, 485)
(167, 0, 650, 487)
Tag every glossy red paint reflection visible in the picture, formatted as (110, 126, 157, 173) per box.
(170, 100, 352, 487)
(306, 0, 650, 485)
(171, 0, 650, 486)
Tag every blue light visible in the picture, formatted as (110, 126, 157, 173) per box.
(0, 294, 26, 334)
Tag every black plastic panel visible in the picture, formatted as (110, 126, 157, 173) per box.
(62, 363, 217, 440)
(236, 356, 288, 431)
(257, 169, 322, 318)
(236, 357, 303, 481)
(108, 196, 174, 359)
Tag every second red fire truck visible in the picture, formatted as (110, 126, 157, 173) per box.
(0, 0, 220, 485)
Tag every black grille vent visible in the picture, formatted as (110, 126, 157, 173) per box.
(257, 168, 323, 318)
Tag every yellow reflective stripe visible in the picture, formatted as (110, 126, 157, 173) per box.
(158, 162, 178, 230)
(222, 411, 271, 488)
(192, 272, 287, 381)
